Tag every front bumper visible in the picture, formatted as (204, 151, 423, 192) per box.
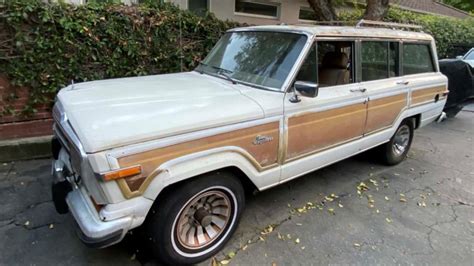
(52, 155, 132, 248)
(66, 188, 132, 248)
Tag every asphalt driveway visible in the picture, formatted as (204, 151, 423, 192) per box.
(1, 108, 473, 265)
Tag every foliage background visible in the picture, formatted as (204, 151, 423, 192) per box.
(0, 0, 473, 116)
(0, 0, 239, 115)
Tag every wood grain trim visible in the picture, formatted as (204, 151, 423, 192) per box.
(286, 102, 367, 161)
(115, 122, 280, 198)
(411, 86, 446, 106)
(365, 93, 407, 133)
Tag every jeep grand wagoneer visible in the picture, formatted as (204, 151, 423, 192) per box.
(52, 21, 448, 264)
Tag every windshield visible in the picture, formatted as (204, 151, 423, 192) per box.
(197, 31, 307, 90)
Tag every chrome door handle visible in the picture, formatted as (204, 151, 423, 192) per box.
(350, 88, 367, 93)
(397, 80, 409, 85)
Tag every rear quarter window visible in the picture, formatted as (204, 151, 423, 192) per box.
(403, 43, 435, 75)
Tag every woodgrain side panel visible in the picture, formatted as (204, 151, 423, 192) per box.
(411, 86, 446, 106)
(286, 103, 367, 161)
(115, 122, 280, 198)
(365, 93, 407, 133)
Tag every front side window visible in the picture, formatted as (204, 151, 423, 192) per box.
(403, 43, 435, 75)
(198, 31, 307, 89)
(295, 41, 354, 87)
(235, 0, 279, 18)
(361, 41, 399, 81)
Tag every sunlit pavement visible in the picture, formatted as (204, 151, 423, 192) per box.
(1, 108, 473, 265)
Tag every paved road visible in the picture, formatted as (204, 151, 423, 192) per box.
(1, 110, 473, 265)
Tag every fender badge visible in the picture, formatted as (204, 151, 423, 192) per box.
(253, 135, 274, 145)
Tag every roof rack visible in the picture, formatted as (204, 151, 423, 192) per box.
(355, 19, 423, 31)
(308, 19, 423, 32)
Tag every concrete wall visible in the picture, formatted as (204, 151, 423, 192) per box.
(167, 0, 315, 25)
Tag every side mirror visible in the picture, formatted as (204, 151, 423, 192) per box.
(456, 55, 463, 59)
(290, 81, 319, 103)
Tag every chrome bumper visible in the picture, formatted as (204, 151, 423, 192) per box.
(66, 188, 132, 248)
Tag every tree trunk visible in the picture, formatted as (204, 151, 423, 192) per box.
(364, 0, 390, 20)
(306, 0, 338, 21)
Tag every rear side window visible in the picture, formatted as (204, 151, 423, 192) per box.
(403, 43, 435, 75)
(361, 41, 399, 81)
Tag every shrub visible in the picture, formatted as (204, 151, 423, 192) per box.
(0, 0, 240, 115)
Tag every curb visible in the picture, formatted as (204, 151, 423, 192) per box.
(0, 136, 52, 162)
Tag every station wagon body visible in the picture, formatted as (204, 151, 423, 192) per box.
(52, 23, 448, 264)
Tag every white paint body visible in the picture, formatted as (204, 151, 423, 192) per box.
(53, 25, 448, 245)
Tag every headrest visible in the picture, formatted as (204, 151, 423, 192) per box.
(322, 52, 349, 69)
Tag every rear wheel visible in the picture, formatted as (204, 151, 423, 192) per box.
(379, 119, 414, 165)
(145, 172, 245, 264)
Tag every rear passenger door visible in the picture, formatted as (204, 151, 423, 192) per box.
(359, 40, 409, 135)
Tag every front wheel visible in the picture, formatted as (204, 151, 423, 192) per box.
(145, 172, 245, 264)
(379, 119, 414, 165)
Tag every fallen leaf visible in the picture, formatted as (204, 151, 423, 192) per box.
(384, 196, 390, 201)
(306, 202, 314, 206)
(338, 203, 344, 208)
(301, 246, 305, 250)
(376, 209, 380, 214)
(130, 253, 136, 260)
(287, 203, 291, 208)
(410, 168, 414, 171)
(49, 224, 54, 229)
(24, 221, 30, 226)
(399, 193, 405, 197)
(296, 223, 302, 226)
(394, 173, 400, 176)
(220, 259, 230, 265)
(386, 218, 392, 223)
(325, 196, 334, 202)
(357, 182, 369, 191)
(242, 245, 248, 251)
(259, 236, 265, 242)
(277, 232, 283, 240)
(287, 234, 291, 239)
(328, 208, 335, 214)
(330, 193, 338, 198)
(368, 199, 375, 204)
(228, 252, 236, 259)
(368, 204, 375, 208)
(211, 257, 218, 266)
(399, 198, 407, 203)
(354, 243, 361, 247)
(295, 238, 300, 244)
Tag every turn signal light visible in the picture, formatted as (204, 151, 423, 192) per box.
(101, 165, 142, 181)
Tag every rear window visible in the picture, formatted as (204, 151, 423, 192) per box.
(403, 43, 435, 75)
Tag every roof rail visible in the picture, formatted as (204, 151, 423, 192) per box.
(307, 19, 423, 32)
(355, 19, 423, 31)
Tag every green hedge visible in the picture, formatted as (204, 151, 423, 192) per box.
(0, 0, 239, 115)
(340, 8, 474, 59)
(1, 1, 473, 116)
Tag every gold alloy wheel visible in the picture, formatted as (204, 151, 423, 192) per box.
(175, 190, 232, 250)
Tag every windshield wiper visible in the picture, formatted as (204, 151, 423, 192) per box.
(198, 62, 237, 84)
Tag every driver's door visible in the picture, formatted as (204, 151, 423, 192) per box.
(281, 40, 368, 181)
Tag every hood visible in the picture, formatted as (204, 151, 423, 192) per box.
(57, 72, 264, 153)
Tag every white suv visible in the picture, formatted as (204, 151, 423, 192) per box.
(51, 22, 448, 264)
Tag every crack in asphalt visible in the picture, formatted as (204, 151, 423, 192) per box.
(0, 200, 55, 231)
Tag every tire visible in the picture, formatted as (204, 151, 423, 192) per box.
(145, 172, 245, 265)
(379, 119, 414, 166)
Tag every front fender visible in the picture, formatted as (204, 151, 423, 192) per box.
(142, 147, 281, 201)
